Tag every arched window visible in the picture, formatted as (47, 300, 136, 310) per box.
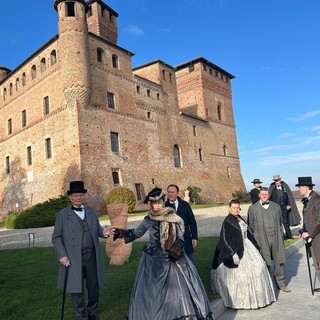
(97, 48, 104, 63)
(31, 65, 37, 80)
(147, 89, 151, 97)
(223, 144, 228, 156)
(162, 69, 166, 80)
(9, 83, 13, 96)
(217, 104, 225, 121)
(112, 54, 119, 69)
(3, 88, 7, 100)
(15, 78, 20, 91)
(22, 72, 26, 86)
(50, 50, 57, 66)
(173, 144, 181, 168)
(40, 58, 46, 73)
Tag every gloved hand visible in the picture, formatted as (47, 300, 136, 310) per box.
(113, 228, 126, 241)
(232, 253, 240, 265)
(169, 244, 182, 262)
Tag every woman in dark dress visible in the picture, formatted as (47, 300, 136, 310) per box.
(211, 199, 276, 309)
(113, 187, 213, 320)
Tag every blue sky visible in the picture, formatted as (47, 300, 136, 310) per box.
(1, 0, 320, 191)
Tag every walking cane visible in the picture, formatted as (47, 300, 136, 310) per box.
(305, 242, 314, 295)
(61, 265, 69, 320)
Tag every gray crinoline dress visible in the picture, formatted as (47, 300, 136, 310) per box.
(124, 215, 214, 320)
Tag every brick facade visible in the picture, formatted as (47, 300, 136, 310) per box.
(0, 0, 245, 219)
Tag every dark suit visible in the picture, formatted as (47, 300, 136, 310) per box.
(250, 187, 261, 204)
(300, 191, 320, 281)
(165, 197, 198, 263)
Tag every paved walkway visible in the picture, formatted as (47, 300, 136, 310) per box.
(1, 202, 317, 319)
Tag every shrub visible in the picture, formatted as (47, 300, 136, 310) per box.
(5, 211, 19, 229)
(106, 187, 136, 213)
(187, 185, 202, 204)
(232, 189, 251, 203)
(5, 195, 70, 229)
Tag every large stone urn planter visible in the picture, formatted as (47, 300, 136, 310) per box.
(105, 203, 132, 265)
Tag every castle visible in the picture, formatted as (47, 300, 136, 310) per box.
(0, 0, 245, 218)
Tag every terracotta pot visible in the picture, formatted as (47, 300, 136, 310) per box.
(105, 203, 132, 265)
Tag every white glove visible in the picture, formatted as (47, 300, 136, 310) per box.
(232, 253, 240, 265)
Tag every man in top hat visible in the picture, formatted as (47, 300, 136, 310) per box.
(52, 181, 114, 320)
(248, 187, 290, 292)
(250, 178, 263, 204)
(165, 184, 198, 264)
(296, 177, 320, 282)
(269, 174, 301, 239)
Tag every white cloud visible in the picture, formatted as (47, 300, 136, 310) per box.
(254, 145, 286, 154)
(123, 25, 145, 37)
(287, 110, 320, 122)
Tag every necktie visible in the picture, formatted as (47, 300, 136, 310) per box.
(72, 206, 83, 212)
(301, 198, 309, 214)
(169, 202, 176, 210)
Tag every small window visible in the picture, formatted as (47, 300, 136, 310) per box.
(107, 92, 115, 109)
(3, 88, 7, 100)
(31, 65, 37, 80)
(157, 93, 160, 100)
(15, 78, 20, 91)
(136, 85, 140, 94)
(203, 65, 207, 71)
(110, 132, 119, 153)
(162, 70, 166, 80)
(193, 125, 197, 136)
(5, 156, 10, 174)
(169, 73, 172, 83)
(199, 148, 203, 161)
(101, 6, 105, 17)
(189, 65, 194, 73)
(66, 2, 75, 17)
(50, 50, 57, 66)
(147, 89, 151, 97)
(112, 54, 119, 69)
(22, 73, 26, 86)
(217, 104, 225, 121)
(147, 112, 151, 119)
(97, 48, 104, 63)
(22, 110, 27, 127)
(135, 183, 143, 201)
(223, 144, 228, 156)
(88, 5, 93, 16)
(43, 96, 50, 115)
(109, 12, 113, 23)
(40, 58, 46, 73)
(112, 169, 120, 186)
(27, 146, 32, 166)
(8, 118, 12, 135)
(173, 144, 181, 168)
(45, 138, 52, 159)
(9, 83, 13, 96)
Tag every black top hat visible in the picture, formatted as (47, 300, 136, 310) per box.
(295, 177, 315, 187)
(67, 181, 87, 195)
(144, 187, 165, 204)
(251, 178, 263, 184)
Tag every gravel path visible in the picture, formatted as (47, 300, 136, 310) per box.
(0, 202, 302, 250)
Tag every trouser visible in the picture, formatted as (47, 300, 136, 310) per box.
(311, 247, 320, 282)
(71, 250, 99, 320)
(266, 236, 286, 287)
(281, 207, 292, 239)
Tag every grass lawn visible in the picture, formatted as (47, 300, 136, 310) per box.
(0, 237, 218, 320)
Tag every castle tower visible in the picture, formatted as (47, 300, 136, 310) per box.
(87, 0, 119, 44)
(54, 0, 92, 108)
(0, 66, 10, 82)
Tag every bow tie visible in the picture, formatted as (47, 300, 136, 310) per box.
(72, 206, 83, 212)
(261, 201, 270, 205)
(301, 197, 309, 204)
